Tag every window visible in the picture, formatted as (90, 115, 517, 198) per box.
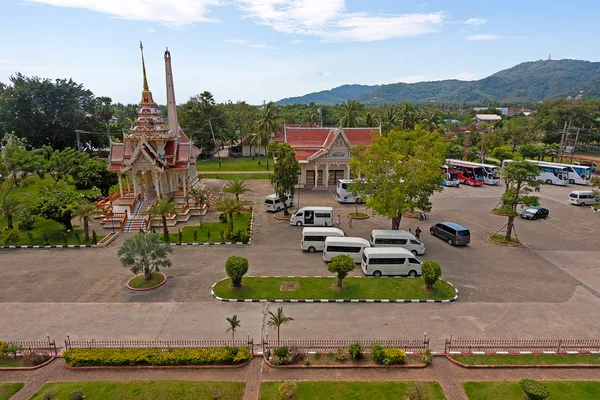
(442, 225, 456, 234)
(569, 193, 578, 199)
(315, 212, 331, 218)
(370, 257, 405, 265)
(265, 200, 274, 204)
(326, 245, 362, 253)
(341, 183, 348, 189)
(457, 230, 470, 237)
(375, 238, 407, 245)
(410, 239, 421, 245)
(362, 253, 368, 263)
(304, 236, 325, 242)
(408, 258, 419, 264)
(296, 213, 303, 217)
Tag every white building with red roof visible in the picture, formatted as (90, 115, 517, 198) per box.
(276, 125, 380, 188)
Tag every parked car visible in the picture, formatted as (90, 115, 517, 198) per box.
(520, 206, 549, 220)
(430, 222, 470, 246)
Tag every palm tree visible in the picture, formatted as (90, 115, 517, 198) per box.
(0, 193, 23, 230)
(226, 315, 241, 342)
(338, 100, 361, 127)
(118, 232, 173, 281)
(362, 111, 377, 127)
(215, 198, 244, 233)
(268, 307, 294, 347)
(147, 198, 177, 243)
(187, 188, 208, 227)
(249, 131, 266, 165)
(72, 202, 96, 242)
(397, 103, 417, 131)
(256, 102, 280, 170)
(223, 179, 252, 202)
(379, 105, 399, 135)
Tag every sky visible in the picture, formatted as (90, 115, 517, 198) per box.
(1, 0, 599, 105)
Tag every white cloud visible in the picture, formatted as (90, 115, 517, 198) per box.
(466, 34, 501, 41)
(396, 75, 426, 83)
(289, 39, 304, 44)
(237, 1, 445, 42)
(454, 72, 476, 80)
(26, 0, 222, 27)
(144, 27, 156, 33)
(464, 17, 487, 26)
(315, 68, 332, 78)
(566, 56, 578, 60)
(225, 39, 276, 49)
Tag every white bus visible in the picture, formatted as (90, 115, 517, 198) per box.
(323, 237, 371, 263)
(503, 160, 569, 186)
(290, 207, 334, 227)
(336, 179, 366, 203)
(446, 159, 501, 185)
(361, 248, 422, 278)
(301, 227, 345, 253)
(533, 161, 590, 185)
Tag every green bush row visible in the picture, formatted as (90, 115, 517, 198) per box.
(371, 343, 407, 365)
(63, 347, 251, 367)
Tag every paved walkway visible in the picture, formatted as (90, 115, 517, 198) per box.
(2, 357, 600, 400)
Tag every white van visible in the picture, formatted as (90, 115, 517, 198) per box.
(323, 237, 371, 263)
(301, 227, 345, 252)
(264, 194, 294, 212)
(361, 248, 422, 277)
(370, 230, 425, 255)
(290, 206, 334, 227)
(568, 191, 600, 206)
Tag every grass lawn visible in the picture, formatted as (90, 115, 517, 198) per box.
(575, 150, 600, 159)
(197, 157, 271, 172)
(464, 381, 600, 400)
(349, 212, 369, 218)
(453, 354, 600, 366)
(0, 383, 23, 400)
(128, 273, 166, 289)
(200, 173, 272, 180)
(489, 234, 521, 245)
(30, 381, 245, 400)
(166, 212, 251, 243)
(260, 381, 446, 400)
(213, 277, 456, 300)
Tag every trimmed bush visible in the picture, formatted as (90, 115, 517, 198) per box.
(422, 261, 442, 289)
(348, 341, 363, 359)
(278, 381, 297, 400)
(520, 379, 549, 400)
(334, 348, 347, 362)
(419, 348, 433, 365)
(42, 391, 55, 400)
(370, 343, 407, 365)
(67, 390, 85, 400)
(225, 255, 249, 288)
(271, 346, 292, 366)
(62, 347, 251, 367)
(405, 383, 426, 400)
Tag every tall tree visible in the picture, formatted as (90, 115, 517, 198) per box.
(256, 102, 280, 170)
(379, 105, 399, 135)
(226, 315, 241, 342)
(269, 143, 301, 216)
(31, 184, 82, 230)
(118, 232, 173, 281)
(72, 158, 118, 196)
(147, 199, 177, 243)
(223, 179, 252, 202)
(95, 96, 114, 145)
(267, 307, 294, 347)
(397, 103, 418, 131)
(215, 198, 244, 233)
(1, 133, 46, 190)
(338, 99, 361, 128)
(350, 127, 446, 230)
(362, 111, 377, 128)
(71, 202, 96, 242)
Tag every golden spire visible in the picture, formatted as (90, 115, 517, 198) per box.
(140, 41, 149, 91)
(139, 41, 154, 105)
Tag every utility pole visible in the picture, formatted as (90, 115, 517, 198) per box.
(208, 119, 221, 168)
(75, 130, 82, 151)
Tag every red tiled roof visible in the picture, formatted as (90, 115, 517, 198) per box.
(110, 144, 124, 163)
(164, 140, 176, 158)
(322, 129, 337, 149)
(123, 141, 134, 159)
(343, 128, 377, 146)
(294, 150, 318, 161)
(284, 127, 330, 147)
(177, 143, 190, 163)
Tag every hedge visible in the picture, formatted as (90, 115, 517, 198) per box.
(62, 347, 251, 367)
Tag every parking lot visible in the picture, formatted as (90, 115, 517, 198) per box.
(0, 179, 599, 346)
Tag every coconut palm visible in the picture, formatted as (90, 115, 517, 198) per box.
(338, 100, 361, 128)
(267, 307, 294, 347)
(379, 105, 399, 135)
(397, 103, 418, 131)
(118, 232, 173, 281)
(187, 188, 209, 227)
(71, 202, 96, 242)
(215, 198, 244, 233)
(223, 179, 252, 202)
(0, 192, 23, 230)
(226, 315, 241, 341)
(256, 102, 280, 170)
(147, 198, 177, 243)
(362, 111, 377, 127)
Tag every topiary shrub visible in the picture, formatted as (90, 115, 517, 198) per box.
(220, 230, 225, 242)
(419, 348, 433, 365)
(67, 389, 85, 400)
(91, 230, 97, 245)
(278, 381, 297, 400)
(218, 213, 228, 224)
(371, 342, 384, 364)
(193, 230, 198, 242)
(422, 261, 442, 289)
(348, 341, 363, 359)
(371, 343, 406, 365)
(225, 255, 249, 288)
(519, 379, 549, 400)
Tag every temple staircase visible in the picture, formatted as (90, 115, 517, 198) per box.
(123, 196, 156, 232)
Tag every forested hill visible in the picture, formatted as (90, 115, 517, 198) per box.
(276, 59, 600, 105)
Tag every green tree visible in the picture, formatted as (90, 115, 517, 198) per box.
(350, 127, 446, 230)
(421, 261, 442, 289)
(327, 254, 355, 289)
(379, 105, 399, 135)
(497, 161, 541, 241)
(225, 255, 249, 288)
(518, 143, 542, 160)
(268, 307, 294, 346)
(187, 188, 209, 227)
(71, 202, 96, 242)
(226, 315, 241, 341)
(0, 133, 46, 190)
(31, 184, 82, 230)
(147, 198, 177, 243)
(117, 231, 173, 281)
(223, 179, 252, 202)
(0, 192, 23, 229)
(47, 148, 90, 183)
(446, 144, 463, 159)
(500, 117, 537, 152)
(338, 100, 361, 127)
(490, 146, 514, 161)
(362, 111, 377, 127)
(72, 158, 118, 196)
(397, 103, 418, 131)
(255, 102, 280, 170)
(215, 198, 244, 233)
(95, 96, 113, 145)
(269, 143, 301, 216)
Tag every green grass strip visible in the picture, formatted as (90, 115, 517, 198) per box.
(0, 383, 24, 400)
(166, 212, 251, 243)
(464, 381, 600, 400)
(200, 173, 272, 180)
(453, 354, 600, 366)
(197, 157, 272, 172)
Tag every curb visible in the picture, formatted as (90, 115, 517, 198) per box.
(0, 244, 97, 249)
(0, 356, 56, 371)
(446, 355, 600, 369)
(97, 232, 119, 247)
(274, 214, 291, 221)
(487, 236, 524, 247)
(169, 208, 255, 246)
(126, 273, 168, 291)
(490, 209, 509, 217)
(211, 277, 459, 303)
(64, 356, 253, 370)
(263, 356, 427, 369)
(347, 213, 369, 220)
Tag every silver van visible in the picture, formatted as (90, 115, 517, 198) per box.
(361, 248, 422, 277)
(264, 194, 294, 212)
(568, 191, 599, 206)
(290, 207, 334, 227)
(370, 230, 425, 255)
(301, 227, 345, 252)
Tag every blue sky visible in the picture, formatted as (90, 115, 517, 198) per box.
(1, 0, 598, 105)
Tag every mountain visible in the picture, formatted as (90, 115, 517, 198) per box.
(276, 60, 600, 105)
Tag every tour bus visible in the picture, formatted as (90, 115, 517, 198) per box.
(568, 191, 600, 206)
(503, 160, 569, 186)
(446, 159, 500, 185)
(290, 206, 334, 227)
(323, 237, 371, 263)
(532, 161, 590, 185)
(336, 179, 368, 203)
(369, 230, 425, 255)
(361, 248, 422, 278)
(301, 227, 346, 253)
(445, 159, 485, 186)
(263, 193, 294, 212)
(440, 165, 460, 187)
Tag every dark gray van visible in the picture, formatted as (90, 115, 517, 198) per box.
(430, 222, 470, 246)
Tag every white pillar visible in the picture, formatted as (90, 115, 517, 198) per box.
(183, 174, 187, 197)
(118, 174, 124, 197)
(132, 172, 138, 198)
(325, 164, 330, 188)
(346, 163, 351, 179)
(126, 175, 130, 192)
(155, 174, 161, 198)
(314, 163, 319, 188)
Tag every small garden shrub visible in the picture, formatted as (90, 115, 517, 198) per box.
(67, 389, 85, 400)
(193, 230, 198, 242)
(218, 213, 228, 223)
(371, 343, 406, 365)
(419, 348, 433, 365)
(422, 261, 442, 289)
(18, 211, 36, 231)
(23, 352, 51, 366)
(62, 347, 251, 367)
(271, 346, 292, 366)
(207, 229, 212, 242)
(405, 383, 426, 400)
(43, 232, 51, 245)
(1, 228, 21, 245)
(314, 353, 321, 360)
(225, 255, 249, 287)
(519, 379, 549, 400)
(0, 342, 23, 357)
(220, 230, 225, 242)
(348, 341, 363, 359)
(42, 391, 55, 400)
(91, 230, 97, 245)
(334, 348, 347, 362)
(278, 381, 297, 400)
(288, 346, 305, 362)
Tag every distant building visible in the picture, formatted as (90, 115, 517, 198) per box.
(474, 107, 509, 116)
(472, 114, 502, 124)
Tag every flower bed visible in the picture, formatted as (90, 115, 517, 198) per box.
(0, 354, 52, 369)
(126, 273, 167, 291)
(348, 212, 369, 219)
(488, 235, 523, 247)
(62, 347, 251, 367)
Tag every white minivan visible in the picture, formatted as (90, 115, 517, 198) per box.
(290, 206, 334, 227)
(323, 237, 371, 263)
(361, 248, 422, 277)
(568, 191, 599, 206)
(301, 227, 345, 253)
(264, 194, 294, 212)
(370, 230, 425, 255)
